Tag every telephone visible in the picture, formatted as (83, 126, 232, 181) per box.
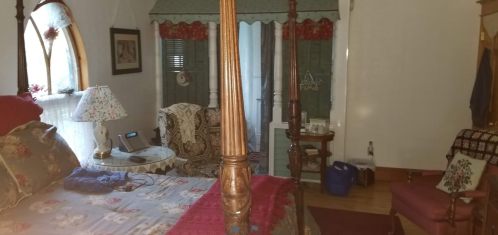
(118, 131, 150, 152)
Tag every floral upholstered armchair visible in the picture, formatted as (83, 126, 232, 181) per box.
(158, 103, 221, 178)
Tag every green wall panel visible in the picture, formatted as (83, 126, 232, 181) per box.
(274, 128, 327, 181)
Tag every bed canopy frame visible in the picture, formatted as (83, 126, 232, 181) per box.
(15, 0, 304, 234)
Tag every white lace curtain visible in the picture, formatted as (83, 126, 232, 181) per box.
(36, 92, 94, 164)
(33, 2, 72, 30)
(239, 22, 261, 152)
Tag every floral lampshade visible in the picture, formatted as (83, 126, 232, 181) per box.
(71, 86, 128, 122)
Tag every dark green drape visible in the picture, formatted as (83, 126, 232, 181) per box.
(258, 22, 275, 174)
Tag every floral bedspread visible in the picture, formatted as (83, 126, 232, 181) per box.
(0, 174, 320, 235)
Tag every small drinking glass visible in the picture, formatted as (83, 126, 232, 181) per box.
(301, 111, 307, 128)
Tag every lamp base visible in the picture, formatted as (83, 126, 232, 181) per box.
(93, 122, 112, 159)
(93, 149, 111, 159)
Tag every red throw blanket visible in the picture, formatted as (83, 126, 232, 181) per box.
(166, 175, 294, 235)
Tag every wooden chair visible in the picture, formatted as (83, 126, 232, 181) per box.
(389, 129, 498, 235)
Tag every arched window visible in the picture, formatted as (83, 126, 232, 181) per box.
(24, 1, 84, 97)
(23, 1, 93, 164)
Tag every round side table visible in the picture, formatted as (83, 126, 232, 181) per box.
(286, 130, 335, 194)
(85, 146, 176, 173)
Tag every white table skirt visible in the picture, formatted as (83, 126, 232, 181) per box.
(86, 146, 176, 173)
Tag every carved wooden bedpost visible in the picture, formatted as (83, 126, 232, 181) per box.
(219, 0, 252, 234)
(287, 0, 304, 234)
(16, 0, 29, 94)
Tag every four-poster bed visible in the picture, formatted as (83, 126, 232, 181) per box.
(7, 0, 311, 234)
(217, 0, 305, 232)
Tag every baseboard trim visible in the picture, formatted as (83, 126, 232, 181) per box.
(375, 167, 445, 183)
(375, 167, 409, 182)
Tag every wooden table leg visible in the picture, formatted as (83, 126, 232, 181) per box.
(320, 140, 327, 194)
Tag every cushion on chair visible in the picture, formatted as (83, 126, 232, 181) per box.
(390, 181, 477, 221)
(391, 196, 471, 235)
(436, 152, 487, 203)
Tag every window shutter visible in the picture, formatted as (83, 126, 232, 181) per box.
(164, 39, 184, 70)
(162, 39, 209, 107)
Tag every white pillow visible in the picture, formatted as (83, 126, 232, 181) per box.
(436, 152, 487, 203)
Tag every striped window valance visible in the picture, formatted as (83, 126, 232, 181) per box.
(149, 0, 339, 24)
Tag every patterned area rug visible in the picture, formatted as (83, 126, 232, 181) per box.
(248, 152, 259, 163)
(308, 206, 405, 235)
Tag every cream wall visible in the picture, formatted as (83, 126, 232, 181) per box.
(0, 0, 158, 143)
(345, 0, 481, 170)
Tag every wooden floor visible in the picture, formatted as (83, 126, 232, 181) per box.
(303, 181, 429, 235)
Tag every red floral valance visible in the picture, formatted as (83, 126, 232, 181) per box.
(159, 21, 208, 40)
(159, 19, 332, 41)
(283, 18, 333, 40)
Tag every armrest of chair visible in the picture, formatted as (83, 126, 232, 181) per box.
(406, 169, 444, 182)
(174, 158, 196, 176)
(453, 190, 487, 199)
(174, 157, 188, 166)
(447, 190, 487, 227)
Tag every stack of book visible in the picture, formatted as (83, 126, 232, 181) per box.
(302, 144, 319, 155)
(301, 144, 319, 171)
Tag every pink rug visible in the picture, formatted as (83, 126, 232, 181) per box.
(308, 206, 405, 235)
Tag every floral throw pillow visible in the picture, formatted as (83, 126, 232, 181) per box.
(0, 121, 80, 195)
(0, 160, 24, 212)
(436, 152, 487, 203)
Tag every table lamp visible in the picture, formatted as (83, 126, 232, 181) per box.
(71, 86, 128, 159)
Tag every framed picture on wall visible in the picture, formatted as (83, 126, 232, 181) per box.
(110, 28, 142, 75)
